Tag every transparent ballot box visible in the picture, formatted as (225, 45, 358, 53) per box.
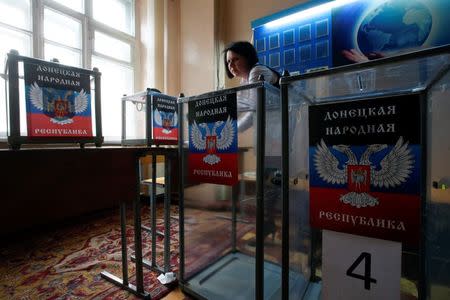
(280, 45, 450, 300)
(121, 88, 178, 146)
(4, 50, 103, 149)
(178, 82, 293, 300)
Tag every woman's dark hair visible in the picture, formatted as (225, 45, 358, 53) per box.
(223, 41, 258, 79)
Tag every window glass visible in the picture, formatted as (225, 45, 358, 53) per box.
(0, 0, 31, 31)
(93, 0, 134, 35)
(92, 56, 134, 141)
(95, 31, 131, 62)
(44, 8, 81, 49)
(0, 27, 31, 71)
(18, 77, 26, 136)
(0, 67, 27, 139)
(44, 43, 82, 67)
(0, 27, 31, 139)
(52, 0, 83, 13)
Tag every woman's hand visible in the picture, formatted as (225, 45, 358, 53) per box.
(342, 49, 384, 63)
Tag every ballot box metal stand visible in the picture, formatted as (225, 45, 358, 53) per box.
(121, 88, 178, 277)
(131, 154, 173, 274)
(280, 45, 450, 300)
(177, 81, 285, 300)
(100, 148, 177, 299)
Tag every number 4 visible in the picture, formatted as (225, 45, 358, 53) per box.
(346, 252, 377, 290)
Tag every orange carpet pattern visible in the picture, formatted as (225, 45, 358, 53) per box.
(0, 203, 179, 300)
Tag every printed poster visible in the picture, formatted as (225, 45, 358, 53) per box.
(152, 95, 178, 143)
(309, 94, 422, 245)
(24, 61, 93, 137)
(332, 0, 450, 67)
(188, 93, 238, 186)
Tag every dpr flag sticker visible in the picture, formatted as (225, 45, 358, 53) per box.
(188, 93, 238, 186)
(24, 61, 92, 137)
(309, 94, 422, 246)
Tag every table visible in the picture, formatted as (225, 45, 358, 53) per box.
(0, 146, 144, 236)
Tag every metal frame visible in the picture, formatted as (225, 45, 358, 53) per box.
(101, 152, 149, 299)
(100, 147, 177, 299)
(178, 81, 280, 300)
(5, 51, 103, 149)
(121, 90, 147, 146)
(178, 96, 185, 284)
(176, 46, 450, 300)
(131, 154, 173, 274)
(280, 44, 450, 300)
(280, 44, 450, 86)
(255, 79, 266, 300)
(420, 58, 450, 300)
(418, 92, 427, 300)
(280, 71, 289, 300)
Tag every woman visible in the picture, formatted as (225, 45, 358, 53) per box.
(224, 41, 279, 85)
(224, 41, 279, 111)
(223, 41, 280, 245)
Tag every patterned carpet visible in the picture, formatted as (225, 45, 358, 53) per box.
(0, 203, 179, 300)
(183, 205, 283, 281)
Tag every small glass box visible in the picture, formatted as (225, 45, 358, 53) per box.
(121, 88, 178, 146)
(5, 50, 103, 149)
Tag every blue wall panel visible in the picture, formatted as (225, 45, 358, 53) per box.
(253, 9, 332, 75)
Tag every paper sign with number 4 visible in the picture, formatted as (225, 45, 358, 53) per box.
(322, 230, 401, 300)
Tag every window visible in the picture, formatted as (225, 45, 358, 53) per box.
(44, 8, 82, 66)
(0, 0, 31, 31)
(92, 56, 134, 141)
(0, 0, 137, 142)
(93, 0, 134, 35)
(0, 0, 32, 138)
(94, 31, 131, 62)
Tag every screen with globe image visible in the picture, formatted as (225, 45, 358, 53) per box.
(252, 0, 450, 73)
(332, 0, 450, 67)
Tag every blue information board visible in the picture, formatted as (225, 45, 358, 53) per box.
(252, 0, 450, 74)
(253, 7, 332, 74)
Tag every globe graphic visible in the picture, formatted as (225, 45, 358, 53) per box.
(357, 0, 432, 55)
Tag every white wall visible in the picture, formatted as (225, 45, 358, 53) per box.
(140, 0, 308, 95)
(180, 0, 216, 96)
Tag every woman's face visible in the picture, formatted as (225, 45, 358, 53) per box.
(226, 50, 250, 79)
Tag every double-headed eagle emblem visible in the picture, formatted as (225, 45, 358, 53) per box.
(154, 109, 178, 134)
(29, 82, 88, 125)
(314, 136, 414, 208)
(190, 115, 235, 165)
